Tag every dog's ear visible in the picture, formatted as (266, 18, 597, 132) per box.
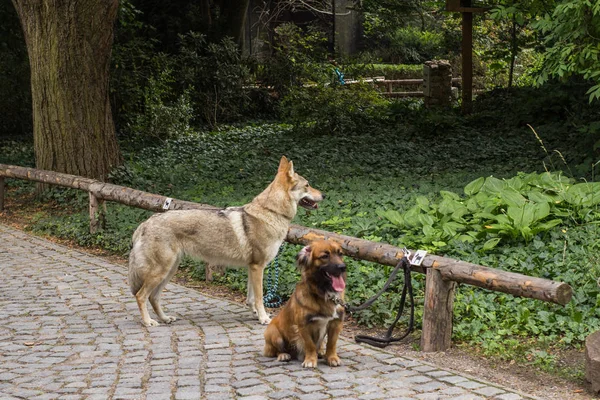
(296, 245, 311, 269)
(278, 156, 289, 173)
(287, 160, 295, 179)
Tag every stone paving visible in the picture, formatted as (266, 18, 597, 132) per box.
(0, 224, 539, 400)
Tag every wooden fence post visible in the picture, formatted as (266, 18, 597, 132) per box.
(206, 265, 225, 282)
(421, 267, 457, 352)
(89, 192, 105, 234)
(0, 176, 4, 211)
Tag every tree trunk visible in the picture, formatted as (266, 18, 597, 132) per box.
(216, 0, 249, 45)
(11, 0, 122, 183)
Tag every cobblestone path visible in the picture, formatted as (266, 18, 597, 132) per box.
(0, 224, 537, 400)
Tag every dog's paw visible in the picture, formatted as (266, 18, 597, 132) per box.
(326, 355, 342, 367)
(277, 353, 291, 362)
(144, 319, 160, 327)
(302, 357, 318, 368)
(259, 315, 272, 325)
(317, 347, 326, 359)
(161, 315, 177, 324)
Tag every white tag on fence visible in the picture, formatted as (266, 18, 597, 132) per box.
(410, 250, 428, 266)
(162, 197, 173, 210)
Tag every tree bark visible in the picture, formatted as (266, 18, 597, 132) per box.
(11, 0, 122, 183)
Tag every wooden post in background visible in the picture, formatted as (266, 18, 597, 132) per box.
(421, 267, 457, 352)
(206, 265, 226, 282)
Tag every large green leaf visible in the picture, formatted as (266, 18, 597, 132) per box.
(422, 225, 437, 237)
(533, 219, 563, 232)
(565, 182, 600, 207)
(442, 221, 465, 237)
(439, 198, 464, 215)
(532, 201, 550, 222)
(464, 177, 485, 196)
(440, 190, 461, 200)
(493, 213, 511, 225)
(504, 176, 525, 192)
(416, 195, 430, 211)
(466, 197, 479, 212)
(538, 171, 572, 192)
(451, 207, 470, 222)
(482, 237, 501, 250)
(481, 176, 504, 195)
(376, 209, 404, 227)
(500, 187, 527, 208)
(403, 207, 422, 228)
(507, 204, 536, 229)
(527, 190, 555, 204)
(418, 214, 435, 227)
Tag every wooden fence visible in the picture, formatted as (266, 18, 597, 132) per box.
(0, 164, 573, 352)
(344, 77, 463, 98)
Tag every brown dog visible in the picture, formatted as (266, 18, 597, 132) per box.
(264, 240, 347, 368)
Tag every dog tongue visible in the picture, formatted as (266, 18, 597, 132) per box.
(331, 275, 346, 292)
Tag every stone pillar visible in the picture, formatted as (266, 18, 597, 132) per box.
(423, 60, 453, 107)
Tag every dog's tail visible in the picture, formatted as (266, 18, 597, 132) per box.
(128, 224, 146, 296)
(128, 266, 143, 296)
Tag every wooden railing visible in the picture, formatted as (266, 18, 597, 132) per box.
(0, 164, 573, 351)
(344, 77, 463, 98)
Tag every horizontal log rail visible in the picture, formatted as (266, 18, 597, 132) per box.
(383, 91, 424, 98)
(348, 77, 463, 97)
(285, 225, 572, 306)
(0, 163, 573, 351)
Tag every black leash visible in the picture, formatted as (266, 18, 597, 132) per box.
(346, 249, 421, 348)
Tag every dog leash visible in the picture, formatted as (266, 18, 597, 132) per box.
(263, 243, 285, 308)
(346, 248, 425, 348)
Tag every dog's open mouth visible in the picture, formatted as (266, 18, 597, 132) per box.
(299, 197, 319, 210)
(325, 272, 346, 292)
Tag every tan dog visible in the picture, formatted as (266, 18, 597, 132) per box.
(128, 156, 324, 326)
(264, 240, 347, 368)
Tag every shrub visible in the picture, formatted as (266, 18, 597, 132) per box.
(177, 32, 251, 127)
(377, 171, 600, 252)
(388, 27, 445, 64)
(279, 83, 388, 135)
(127, 69, 195, 141)
(256, 23, 330, 97)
